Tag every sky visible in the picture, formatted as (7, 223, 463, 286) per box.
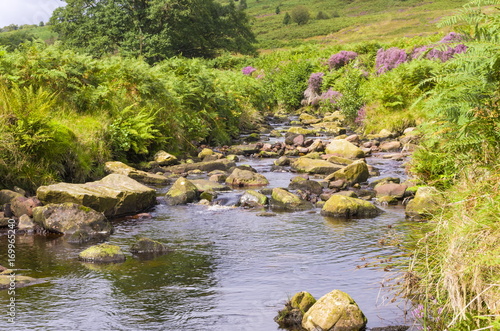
(0, 0, 65, 28)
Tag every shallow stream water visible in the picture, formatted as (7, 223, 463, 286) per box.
(1, 133, 414, 330)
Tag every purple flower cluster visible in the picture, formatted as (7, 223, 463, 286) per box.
(427, 44, 468, 62)
(375, 47, 408, 74)
(328, 51, 358, 70)
(308, 72, 324, 93)
(320, 88, 342, 104)
(242, 66, 257, 76)
(440, 32, 464, 43)
(354, 105, 367, 125)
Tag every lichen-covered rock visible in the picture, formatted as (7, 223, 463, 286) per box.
(226, 144, 261, 155)
(271, 188, 313, 211)
(274, 156, 290, 167)
(165, 177, 199, 205)
(291, 291, 317, 313)
(291, 158, 343, 175)
(299, 113, 321, 125)
(302, 290, 367, 331)
(164, 159, 236, 174)
(225, 168, 269, 187)
(17, 214, 38, 233)
(79, 243, 125, 263)
(325, 139, 365, 159)
(275, 291, 316, 330)
(326, 160, 369, 185)
(380, 141, 401, 152)
(311, 122, 346, 136)
(289, 177, 324, 195)
(190, 179, 231, 192)
(326, 155, 354, 166)
(154, 150, 178, 166)
(321, 195, 382, 218)
(37, 174, 156, 218)
(130, 238, 170, 254)
(104, 161, 169, 185)
(32, 203, 113, 239)
(239, 190, 268, 207)
(405, 186, 444, 220)
(0, 274, 44, 289)
(288, 127, 318, 135)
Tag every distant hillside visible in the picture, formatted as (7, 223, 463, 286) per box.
(242, 0, 469, 48)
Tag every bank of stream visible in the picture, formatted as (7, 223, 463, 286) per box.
(0, 121, 415, 330)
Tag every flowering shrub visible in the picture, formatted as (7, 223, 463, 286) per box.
(320, 88, 342, 104)
(308, 72, 324, 93)
(241, 66, 256, 75)
(328, 51, 358, 70)
(375, 47, 408, 74)
(427, 44, 468, 62)
(354, 105, 366, 125)
(439, 32, 464, 43)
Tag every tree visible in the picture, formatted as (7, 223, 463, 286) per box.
(276, 6, 280, 14)
(283, 12, 291, 25)
(291, 6, 310, 25)
(50, 0, 256, 62)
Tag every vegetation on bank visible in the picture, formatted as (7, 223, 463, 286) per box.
(0, 0, 499, 329)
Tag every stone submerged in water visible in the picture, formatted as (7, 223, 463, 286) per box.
(302, 289, 367, 331)
(321, 195, 382, 218)
(79, 243, 126, 263)
(32, 202, 113, 241)
(130, 237, 170, 254)
(36, 174, 156, 218)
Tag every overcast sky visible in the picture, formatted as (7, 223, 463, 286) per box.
(0, 0, 65, 27)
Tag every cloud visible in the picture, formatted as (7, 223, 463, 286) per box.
(0, 0, 65, 27)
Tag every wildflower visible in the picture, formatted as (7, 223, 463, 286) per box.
(328, 51, 358, 70)
(242, 66, 256, 75)
(439, 32, 464, 43)
(375, 47, 408, 74)
(308, 72, 324, 93)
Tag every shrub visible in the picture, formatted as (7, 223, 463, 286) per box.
(291, 6, 310, 25)
(328, 51, 358, 70)
(316, 11, 329, 20)
(375, 47, 408, 74)
(307, 72, 324, 94)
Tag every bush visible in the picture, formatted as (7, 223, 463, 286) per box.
(375, 47, 408, 74)
(328, 50, 358, 70)
(291, 6, 310, 25)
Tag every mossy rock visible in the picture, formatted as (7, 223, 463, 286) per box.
(0, 275, 44, 289)
(288, 127, 318, 135)
(165, 177, 199, 205)
(327, 160, 369, 185)
(0, 189, 24, 205)
(291, 158, 342, 175)
(325, 139, 365, 159)
(289, 177, 323, 195)
(405, 186, 444, 220)
(291, 291, 316, 313)
(271, 188, 313, 211)
(190, 179, 231, 192)
(154, 150, 178, 166)
(164, 159, 236, 174)
(79, 243, 125, 263)
(302, 289, 367, 331)
(225, 168, 269, 187)
(239, 190, 268, 207)
(104, 161, 169, 185)
(130, 238, 170, 254)
(321, 195, 382, 218)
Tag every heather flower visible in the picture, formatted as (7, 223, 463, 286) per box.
(242, 66, 256, 75)
(440, 32, 464, 43)
(411, 45, 429, 59)
(328, 51, 358, 70)
(308, 72, 324, 93)
(354, 105, 367, 125)
(427, 44, 468, 62)
(319, 88, 342, 104)
(375, 47, 408, 74)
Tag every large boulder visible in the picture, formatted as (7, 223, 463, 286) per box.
(239, 190, 268, 207)
(405, 186, 444, 220)
(79, 243, 125, 263)
(321, 195, 382, 218)
(302, 290, 367, 331)
(289, 177, 324, 195)
(189, 179, 231, 192)
(104, 161, 169, 185)
(32, 203, 113, 240)
(271, 188, 313, 211)
(374, 183, 408, 199)
(225, 168, 269, 187)
(165, 177, 199, 205)
(164, 159, 236, 174)
(36, 174, 156, 218)
(226, 144, 261, 155)
(291, 158, 343, 175)
(326, 160, 370, 185)
(325, 139, 365, 159)
(154, 150, 178, 166)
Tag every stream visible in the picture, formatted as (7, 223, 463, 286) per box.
(1, 126, 414, 330)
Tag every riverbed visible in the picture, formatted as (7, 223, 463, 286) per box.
(1, 148, 413, 330)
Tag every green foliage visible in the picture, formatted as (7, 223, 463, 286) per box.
(291, 6, 311, 25)
(0, 30, 36, 50)
(316, 11, 330, 20)
(283, 12, 291, 25)
(50, 0, 257, 62)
